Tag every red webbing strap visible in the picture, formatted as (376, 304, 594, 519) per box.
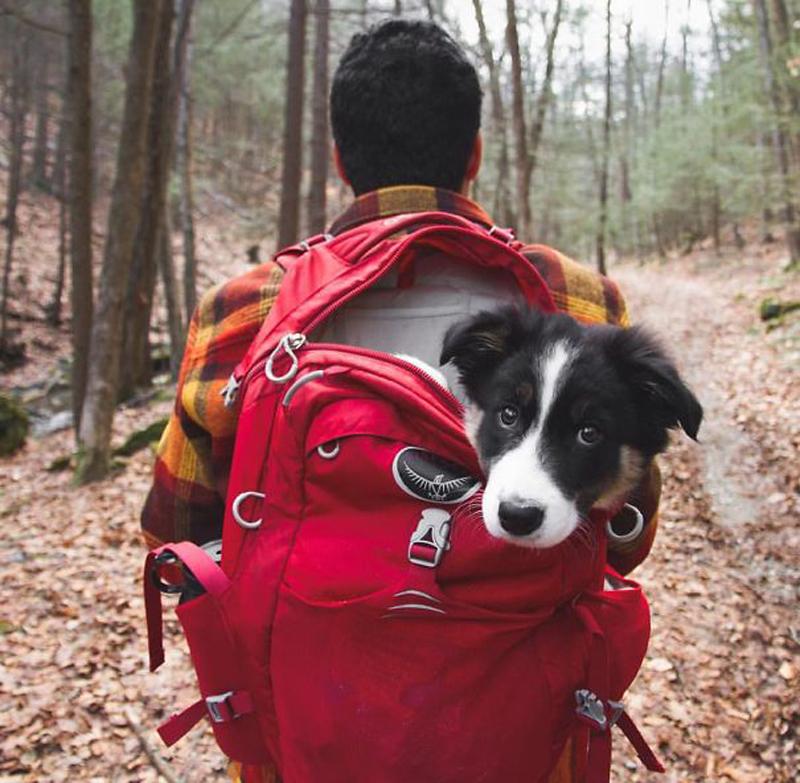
(616, 711, 666, 773)
(574, 604, 613, 783)
(573, 602, 664, 780)
(144, 541, 232, 672)
(157, 698, 206, 746)
(157, 691, 256, 747)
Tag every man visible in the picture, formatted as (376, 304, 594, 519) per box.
(142, 19, 660, 783)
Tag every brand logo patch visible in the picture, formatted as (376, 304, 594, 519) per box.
(392, 447, 480, 504)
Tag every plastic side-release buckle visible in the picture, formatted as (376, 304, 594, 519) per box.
(408, 509, 451, 568)
(575, 689, 609, 731)
(156, 690, 255, 748)
(205, 690, 254, 723)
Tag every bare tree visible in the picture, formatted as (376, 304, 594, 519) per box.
(46, 143, 69, 327)
(159, 206, 184, 378)
(66, 0, 93, 431)
(120, 0, 177, 398)
(0, 29, 30, 361)
(175, 0, 198, 324)
(768, 0, 800, 166)
(277, 0, 307, 248)
(753, 0, 800, 266)
(307, 0, 330, 235)
(596, 0, 613, 275)
(506, 0, 529, 235)
(527, 0, 563, 192)
(707, 0, 725, 252)
(472, 0, 512, 225)
(506, 0, 563, 238)
(621, 18, 636, 254)
(31, 51, 50, 187)
(76, 0, 165, 483)
(654, 0, 670, 127)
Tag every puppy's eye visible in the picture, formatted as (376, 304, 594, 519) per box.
(577, 425, 603, 446)
(498, 405, 520, 428)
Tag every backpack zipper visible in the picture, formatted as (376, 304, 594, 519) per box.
(246, 341, 463, 416)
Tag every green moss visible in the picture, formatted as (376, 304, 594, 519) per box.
(112, 418, 169, 457)
(0, 394, 29, 457)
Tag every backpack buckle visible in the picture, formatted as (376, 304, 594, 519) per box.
(206, 691, 236, 723)
(575, 689, 608, 730)
(408, 509, 451, 568)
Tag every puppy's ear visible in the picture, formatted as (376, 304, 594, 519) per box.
(440, 307, 526, 395)
(602, 326, 703, 451)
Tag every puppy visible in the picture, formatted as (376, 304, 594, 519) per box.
(440, 307, 702, 549)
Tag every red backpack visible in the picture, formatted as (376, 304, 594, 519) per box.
(144, 213, 664, 782)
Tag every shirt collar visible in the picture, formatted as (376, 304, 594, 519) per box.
(328, 185, 494, 235)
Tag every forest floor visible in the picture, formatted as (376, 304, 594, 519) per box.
(1, 189, 799, 782)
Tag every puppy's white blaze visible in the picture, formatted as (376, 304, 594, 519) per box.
(463, 403, 483, 452)
(482, 341, 580, 549)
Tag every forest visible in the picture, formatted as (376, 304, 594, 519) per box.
(0, 0, 799, 781)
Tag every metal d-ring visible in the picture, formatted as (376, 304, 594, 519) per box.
(232, 491, 266, 530)
(606, 503, 644, 544)
(316, 440, 340, 459)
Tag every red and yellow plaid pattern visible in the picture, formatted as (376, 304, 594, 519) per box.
(142, 186, 660, 782)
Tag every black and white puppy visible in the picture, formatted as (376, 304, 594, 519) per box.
(440, 307, 702, 549)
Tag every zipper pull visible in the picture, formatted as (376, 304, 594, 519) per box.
(265, 333, 307, 383)
(220, 374, 241, 408)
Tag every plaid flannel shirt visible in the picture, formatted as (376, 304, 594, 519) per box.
(142, 186, 661, 783)
(142, 185, 659, 574)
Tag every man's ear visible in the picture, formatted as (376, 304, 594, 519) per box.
(440, 307, 526, 396)
(601, 326, 703, 451)
(333, 144, 351, 188)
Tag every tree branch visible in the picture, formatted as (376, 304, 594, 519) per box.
(0, 2, 66, 36)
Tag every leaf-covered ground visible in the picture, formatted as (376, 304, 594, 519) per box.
(1, 214, 798, 780)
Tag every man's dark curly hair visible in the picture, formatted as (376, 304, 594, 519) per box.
(330, 20, 482, 195)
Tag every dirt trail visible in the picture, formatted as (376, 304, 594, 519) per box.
(610, 254, 800, 782)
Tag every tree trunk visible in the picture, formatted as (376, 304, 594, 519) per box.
(66, 0, 94, 433)
(159, 206, 184, 378)
(76, 0, 164, 484)
(707, 0, 725, 253)
(175, 0, 198, 325)
(51, 91, 69, 193)
(119, 0, 177, 400)
(506, 0, 530, 237)
(596, 0, 612, 276)
(0, 33, 30, 358)
(753, 0, 800, 265)
(472, 0, 511, 225)
(527, 0, 563, 195)
(46, 162, 69, 327)
(681, 0, 693, 113)
(769, 0, 800, 167)
(276, 0, 307, 249)
(654, 0, 670, 128)
(307, 0, 330, 235)
(394, 0, 402, 15)
(621, 18, 635, 255)
(31, 52, 50, 188)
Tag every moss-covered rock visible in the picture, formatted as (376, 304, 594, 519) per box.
(0, 394, 29, 456)
(760, 297, 800, 321)
(112, 418, 169, 457)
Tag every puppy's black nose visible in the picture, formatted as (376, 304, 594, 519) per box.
(498, 502, 545, 536)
